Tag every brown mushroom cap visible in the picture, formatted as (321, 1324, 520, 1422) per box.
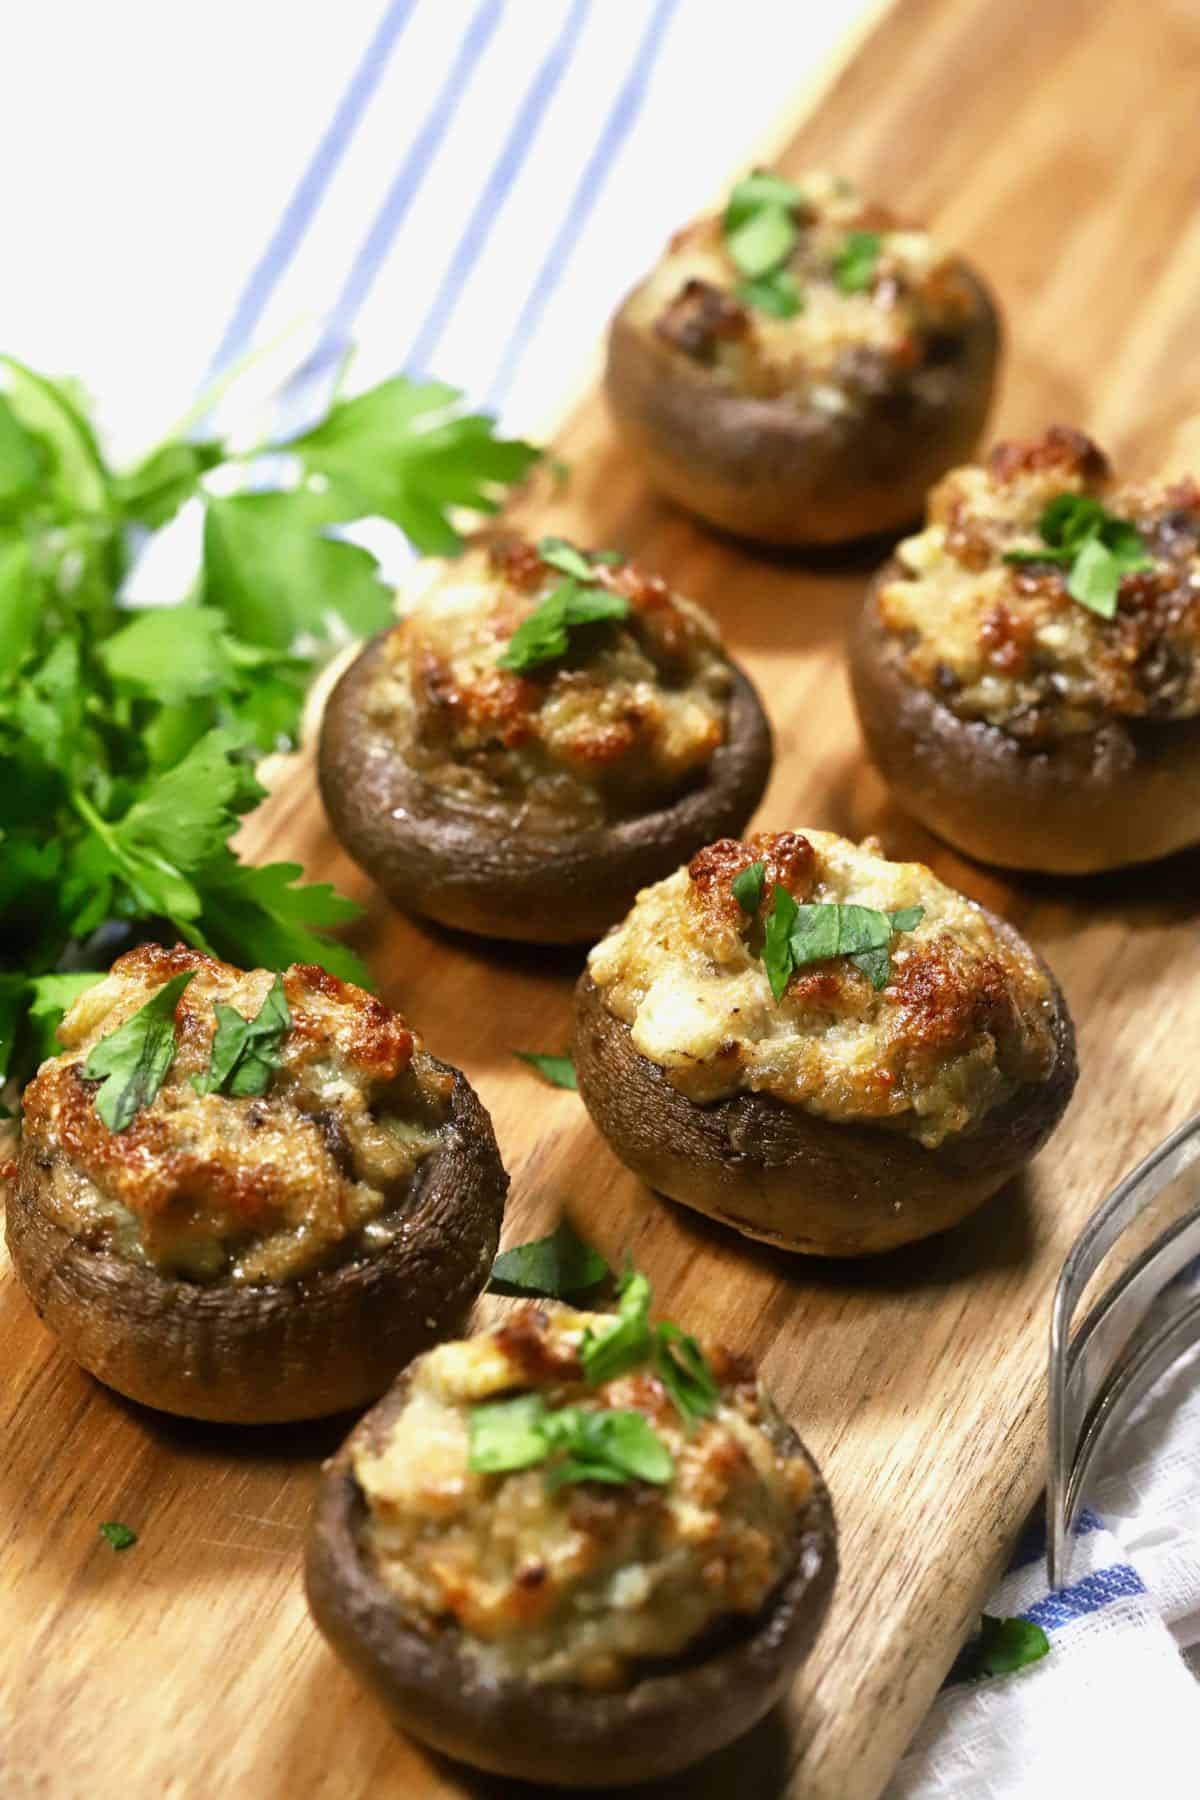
(605, 265, 1001, 547)
(6, 1060, 508, 1423)
(572, 925, 1076, 1257)
(304, 1364, 837, 1788)
(317, 631, 773, 944)
(850, 562, 1200, 874)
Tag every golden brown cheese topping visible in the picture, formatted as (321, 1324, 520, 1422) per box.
(627, 171, 979, 410)
(21, 945, 452, 1284)
(587, 830, 1058, 1148)
(365, 539, 733, 830)
(353, 1304, 809, 1691)
(876, 428, 1200, 741)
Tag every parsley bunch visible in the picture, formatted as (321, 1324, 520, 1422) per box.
(0, 354, 538, 1086)
(1003, 493, 1152, 618)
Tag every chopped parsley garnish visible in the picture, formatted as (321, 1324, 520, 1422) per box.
(833, 229, 883, 293)
(82, 972, 194, 1132)
(191, 972, 291, 1098)
(467, 1393, 673, 1490)
(723, 171, 807, 318)
(98, 1521, 138, 1552)
(497, 536, 629, 673)
(951, 1614, 1050, 1682)
(513, 1050, 577, 1089)
(752, 885, 924, 1001)
(489, 1219, 609, 1300)
(1002, 492, 1153, 618)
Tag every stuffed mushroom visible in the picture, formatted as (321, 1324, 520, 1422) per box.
(850, 426, 1200, 872)
(7, 945, 508, 1422)
(305, 1290, 835, 1787)
(574, 830, 1076, 1256)
(318, 535, 772, 943)
(606, 169, 1000, 545)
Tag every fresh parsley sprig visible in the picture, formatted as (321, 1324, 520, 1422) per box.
(0, 355, 539, 1087)
(1003, 493, 1153, 618)
(581, 1265, 720, 1429)
(497, 536, 629, 673)
(739, 875, 924, 1001)
(722, 171, 806, 319)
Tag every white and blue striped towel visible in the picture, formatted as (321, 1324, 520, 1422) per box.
(5, 4, 1198, 1793)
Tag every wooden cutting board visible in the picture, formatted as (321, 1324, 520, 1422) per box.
(5, 1, 1200, 1795)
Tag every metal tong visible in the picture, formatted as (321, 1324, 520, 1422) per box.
(1047, 1112, 1200, 1588)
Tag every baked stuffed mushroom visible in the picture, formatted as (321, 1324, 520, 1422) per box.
(606, 169, 1000, 545)
(305, 1288, 835, 1787)
(574, 830, 1076, 1256)
(850, 426, 1200, 872)
(7, 945, 508, 1422)
(318, 535, 772, 943)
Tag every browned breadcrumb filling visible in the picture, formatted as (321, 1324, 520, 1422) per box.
(876, 426, 1200, 741)
(628, 171, 979, 409)
(587, 829, 1058, 1148)
(353, 1303, 810, 1690)
(364, 538, 733, 831)
(20, 945, 452, 1284)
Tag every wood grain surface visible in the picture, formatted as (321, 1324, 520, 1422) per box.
(5, 2, 1200, 1796)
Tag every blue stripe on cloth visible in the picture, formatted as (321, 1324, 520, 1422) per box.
(403, 0, 591, 382)
(483, 0, 680, 412)
(1024, 1561, 1148, 1633)
(298, 0, 504, 398)
(204, 0, 415, 382)
(1007, 1504, 1106, 1575)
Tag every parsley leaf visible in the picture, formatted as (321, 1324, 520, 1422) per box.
(736, 271, 803, 318)
(542, 1408, 674, 1492)
(497, 577, 629, 673)
(192, 854, 368, 989)
(191, 972, 291, 1098)
(489, 1219, 608, 1300)
(203, 490, 393, 654)
(761, 891, 924, 1000)
(115, 440, 224, 530)
(653, 1323, 719, 1428)
(1002, 493, 1153, 619)
(580, 1266, 654, 1386)
(285, 376, 540, 556)
(952, 1614, 1050, 1682)
(468, 1394, 552, 1474)
(98, 1521, 138, 1552)
(834, 230, 883, 293)
(722, 172, 805, 314)
(732, 859, 767, 915)
(82, 971, 194, 1131)
(513, 1050, 577, 1089)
